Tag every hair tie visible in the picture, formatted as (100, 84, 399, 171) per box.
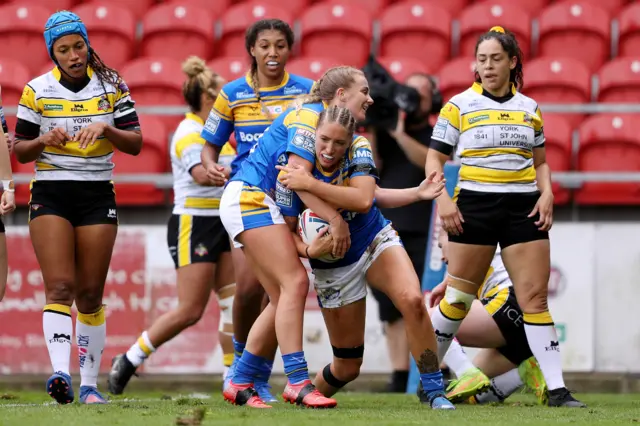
(490, 26, 505, 33)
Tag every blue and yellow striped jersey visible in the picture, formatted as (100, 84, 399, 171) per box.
(201, 71, 314, 178)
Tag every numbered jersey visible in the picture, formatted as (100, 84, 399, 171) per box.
(279, 132, 387, 270)
(170, 113, 236, 216)
(200, 72, 314, 178)
(477, 247, 512, 300)
(15, 66, 140, 181)
(432, 82, 544, 193)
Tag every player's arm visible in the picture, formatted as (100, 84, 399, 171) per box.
(200, 90, 233, 184)
(175, 133, 217, 186)
(13, 84, 50, 163)
(283, 215, 332, 259)
(375, 170, 445, 208)
(105, 78, 142, 156)
(0, 88, 12, 182)
(531, 106, 553, 231)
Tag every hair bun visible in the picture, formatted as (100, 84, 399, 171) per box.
(490, 26, 506, 33)
(182, 56, 207, 78)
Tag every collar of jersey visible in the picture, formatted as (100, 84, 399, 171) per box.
(52, 65, 94, 81)
(471, 82, 516, 96)
(245, 71, 290, 92)
(185, 112, 204, 125)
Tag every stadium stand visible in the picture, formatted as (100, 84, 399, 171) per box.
(71, 2, 136, 70)
(0, 0, 638, 206)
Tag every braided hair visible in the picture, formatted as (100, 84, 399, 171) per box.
(295, 66, 364, 106)
(474, 26, 524, 90)
(87, 47, 121, 87)
(244, 19, 294, 120)
(317, 105, 357, 140)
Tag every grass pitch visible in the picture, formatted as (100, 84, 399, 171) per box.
(1, 390, 639, 426)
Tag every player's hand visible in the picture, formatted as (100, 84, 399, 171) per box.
(275, 164, 314, 191)
(328, 214, 350, 258)
(437, 197, 464, 236)
(205, 163, 227, 186)
(388, 109, 406, 139)
(529, 189, 554, 231)
(417, 171, 446, 201)
(76, 122, 108, 149)
(429, 279, 448, 308)
(0, 190, 15, 215)
(307, 227, 333, 259)
(40, 128, 70, 147)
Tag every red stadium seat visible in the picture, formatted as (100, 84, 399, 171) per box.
(299, 2, 373, 67)
(7, 0, 78, 14)
(597, 57, 640, 103)
(400, 0, 469, 18)
(575, 114, 640, 205)
(72, 2, 136, 70)
(541, 114, 573, 205)
(556, 0, 627, 15)
(0, 4, 51, 75)
(458, 2, 532, 59)
(286, 57, 342, 81)
(120, 58, 185, 131)
(84, 0, 155, 20)
(224, 0, 309, 18)
(0, 59, 31, 107)
(436, 57, 476, 104)
(521, 57, 591, 128)
(476, 0, 549, 17)
(618, 3, 640, 58)
(538, 2, 611, 73)
(218, 2, 294, 58)
(166, 0, 232, 17)
(112, 115, 169, 206)
(207, 57, 250, 83)
(377, 56, 433, 83)
(379, 2, 451, 72)
(325, 0, 389, 18)
(140, 3, 215, 62)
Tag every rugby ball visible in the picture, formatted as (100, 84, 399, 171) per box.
(298, 209, 342, 263)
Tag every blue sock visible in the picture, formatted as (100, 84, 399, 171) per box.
(233, 350, 267, 385)
(255, 358, 274, 384)
(420, 371, 445, 395)
(232, 337, 245, 361)
(282, 351, 309, 385)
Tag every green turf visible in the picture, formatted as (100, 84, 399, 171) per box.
(0, 391, 639, 426)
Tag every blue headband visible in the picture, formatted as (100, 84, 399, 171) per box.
(43, 11, 91, 62)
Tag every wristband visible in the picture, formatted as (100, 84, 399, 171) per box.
(305, 246, 311, 259)
(2, 180, 14, 192)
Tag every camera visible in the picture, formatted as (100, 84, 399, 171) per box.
(360, 55, 442, 130)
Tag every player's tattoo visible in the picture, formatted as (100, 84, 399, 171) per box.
(416, 349, 439, 374)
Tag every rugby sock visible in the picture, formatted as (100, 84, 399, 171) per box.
(76, 306, 106, 388)
(255, 358, 274, 385)
(475, 368, 523, 404)
(233, 337, 246, 360)
(43, 304, 73, 375)
(420, 371, 445, 395)
(443, 338, 476, 378)
(523, 311, 565, 390)
(125, 331, 155, 368)
(430, 298, 468, 361)
(223, 352, 234, 369)
(233, 350, 268, 385)
(282, 351, 310, 385)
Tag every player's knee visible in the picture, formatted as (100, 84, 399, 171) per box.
(518, 287, 549, 314)
(46, 280, 74, 305)
(438, 284, 476, 321)
(397, 290, 427, 320)
(281, 269, 309, 300)
(328, 344, 365, 385)
(75, 289, 103, 313)
(217, 284, 235, 334)
(235, 277, 264, 305)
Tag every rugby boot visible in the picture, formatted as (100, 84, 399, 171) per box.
(107, 353, 138, 395)
(445, 367, 491, 403)
(548, 387, 586, 408)
(223, 380, 271, 408)
(517, 357, 548, 405)
(282, 380, 337, 408)
(46, 371, 74, 405)
(79, 386, 108, 404)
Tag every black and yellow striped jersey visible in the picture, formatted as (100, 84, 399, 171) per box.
(431, 82, 544, 193)
(15, 66, 140, 181)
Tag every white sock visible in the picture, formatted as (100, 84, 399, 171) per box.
(43, 304, 73, 375)
(126, 330, 155, 367)
(76, 306, 107, 388)
(443, 339, 476, 378)
(430, 300, 467, 361)
(475, 369, 523, 403)
(523, 312, 565, 390)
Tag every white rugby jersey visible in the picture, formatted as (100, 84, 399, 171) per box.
(433, 82, 545, 193)
(477, 247, 512, 300)
(170, 113, 236, 216)
(16, 66, 139, 181)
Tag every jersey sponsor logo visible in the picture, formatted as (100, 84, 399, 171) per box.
(204, 112, 220, 134)
(236, 90, 254, 100)
(44, 104, 63, 111)
(292, 128, 315, 154)
(468, 114, 490, 125)
(284, 86, 305, 95)
(523, 113, 534, 125)
(239, 131, 262, 142)
(352, 147, 373, 164)
(97, 96, 110, 112)
(275, 180, 293, 207)
(266, 105, 283, 115)
(433, 117, 449, 139)
(497, 112, 513, 121)
(71, 103, 88, 113)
